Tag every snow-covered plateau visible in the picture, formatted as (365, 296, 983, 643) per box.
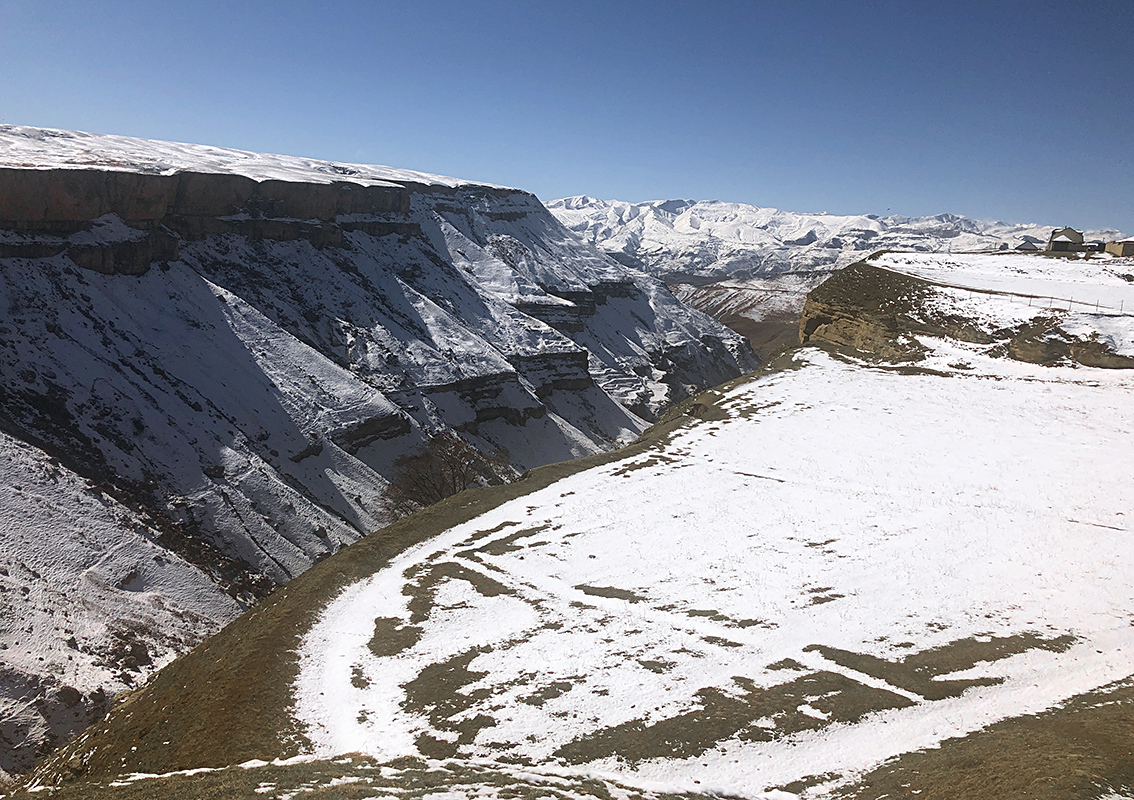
(288, 251, 1134, 798)
(0, 126, 755, 775)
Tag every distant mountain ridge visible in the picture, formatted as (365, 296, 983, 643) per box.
(548, 196, 1125, 281)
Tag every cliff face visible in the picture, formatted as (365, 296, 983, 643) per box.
(0, 126, 757, 776)
(798, 263, 935, 361)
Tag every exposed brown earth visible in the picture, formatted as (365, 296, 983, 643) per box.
(7, 754, 710, 800)
(0, 168, 424, 275)
(0, 167, 413, 226)
(798, 262, 933, 361)
(720, 312, 801, 362)
(553, 670, 914, 765)
(832, 677, 1134, 800)
(10, 674, 1134, 800)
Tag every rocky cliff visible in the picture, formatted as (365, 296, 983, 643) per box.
(0, 126, 756, 775)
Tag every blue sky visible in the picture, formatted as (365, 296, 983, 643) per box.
(1, 0, 1131, 231)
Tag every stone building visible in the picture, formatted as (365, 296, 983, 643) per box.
(1047, 227, 1085, 252)
(1106, 238, 1134, 257)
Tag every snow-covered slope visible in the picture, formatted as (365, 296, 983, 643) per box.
(294, 356, 1134, 798)
(0, 431, 240, 777)
(0, 125, 497, 189)
(0, 126, 756, 774)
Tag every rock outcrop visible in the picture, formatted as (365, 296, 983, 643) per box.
(798, 262, 933, 361)
(799, 258, 1134, 369)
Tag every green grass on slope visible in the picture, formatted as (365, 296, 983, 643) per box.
(9, 754, 713, 800)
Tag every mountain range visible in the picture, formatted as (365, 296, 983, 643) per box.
(547, 196, 1125, 282)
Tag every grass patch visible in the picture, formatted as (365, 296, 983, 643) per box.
(833, 676, 1134, 800)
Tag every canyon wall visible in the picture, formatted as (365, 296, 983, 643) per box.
(0, 127, 757, 775)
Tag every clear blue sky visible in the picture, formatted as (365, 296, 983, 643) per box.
(1, 0, 1131, 232)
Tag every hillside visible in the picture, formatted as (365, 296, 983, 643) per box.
(0, 126, 756, 776)
(17, 250, 1134, 800)
(548, 196, 1127, 359)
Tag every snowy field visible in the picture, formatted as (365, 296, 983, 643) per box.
(293, 252, 1134, 797)
(875, 251, 1134, 315)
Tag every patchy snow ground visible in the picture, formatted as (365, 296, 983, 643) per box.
(19, 752, 717, 800)
(293, 254, 1134, 798)
(875, 251, 1134, 359)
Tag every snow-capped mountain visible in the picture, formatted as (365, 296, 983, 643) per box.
(547, 196, 1125, 282)
(0, 126, 756, 775)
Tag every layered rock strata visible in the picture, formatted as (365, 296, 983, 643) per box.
(0, 126, 757, 774)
